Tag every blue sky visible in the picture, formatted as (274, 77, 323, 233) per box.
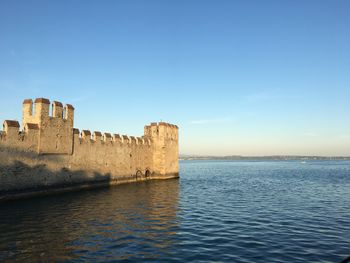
(0, 0, 349, 156)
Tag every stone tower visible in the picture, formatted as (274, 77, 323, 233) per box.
(144, 122, 179, 177)
(22, 98, 74, 154)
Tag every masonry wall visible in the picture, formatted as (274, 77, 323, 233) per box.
(0, 98, 179, 200)
(68, 131, 154, 181)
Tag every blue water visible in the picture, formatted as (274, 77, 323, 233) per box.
(1, 160, 350, 262)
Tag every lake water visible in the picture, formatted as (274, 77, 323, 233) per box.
(1, 160, 350, 262)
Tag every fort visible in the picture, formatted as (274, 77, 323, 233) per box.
(0, 98, 179, 201)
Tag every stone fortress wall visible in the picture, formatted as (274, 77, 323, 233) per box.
(0, 98, 179, 200)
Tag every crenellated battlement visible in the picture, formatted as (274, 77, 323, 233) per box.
(144, 122, 179, 140)
(0, 98, 179, 199)
(73, 128, 151, 147)
(22, 98, 74, 128)
(0, 119, 40, 153)
(1, 99, 178, 154)
(3, 120, 20, 138)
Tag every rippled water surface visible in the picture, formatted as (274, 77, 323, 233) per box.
(1, 160, 350, 262)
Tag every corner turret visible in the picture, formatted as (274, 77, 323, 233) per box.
(144, 122, 179, 177)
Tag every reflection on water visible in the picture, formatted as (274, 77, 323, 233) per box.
(1, 161, 350, 262)
(0, 180, 180, 262)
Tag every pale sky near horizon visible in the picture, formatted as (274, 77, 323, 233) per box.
(0, 1, 349, 156)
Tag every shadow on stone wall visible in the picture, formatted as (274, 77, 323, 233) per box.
(1, 160, 112, 193)
(0, 144, 113, 200)
(0, 143, 176, 201)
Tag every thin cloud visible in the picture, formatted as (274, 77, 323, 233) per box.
(10, 49, 16, 57)
(303, 132, 318, 137)
(0, 80, 21, 92)
(337, 134, 350, 139)
(68, 96, 87, 103)
(242, 88, 281, 104)
(243, 92, 270, 103)
(189, 117, 233, 125)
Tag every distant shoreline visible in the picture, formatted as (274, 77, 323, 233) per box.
(180, 155, 350, 161)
